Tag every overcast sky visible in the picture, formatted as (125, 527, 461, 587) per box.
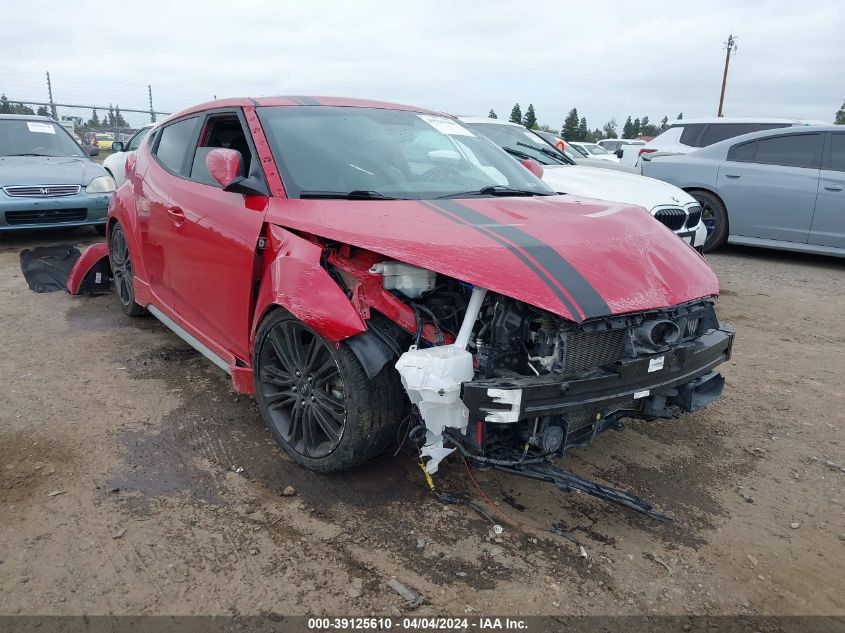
(1, 0, 842, 128)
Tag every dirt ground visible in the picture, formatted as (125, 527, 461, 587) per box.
(0, 227, 843, 618)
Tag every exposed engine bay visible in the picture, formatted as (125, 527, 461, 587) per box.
(329, 246, 734, 478)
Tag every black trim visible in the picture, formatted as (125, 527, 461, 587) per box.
(425, 199, 611, 320)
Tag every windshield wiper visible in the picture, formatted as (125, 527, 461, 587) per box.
(7, 152, 54, 157)
(515, 142, 568, 164)
(298, 190, 397, 200)
(436, 185, 553, 199)
(501, 146, 535, 161)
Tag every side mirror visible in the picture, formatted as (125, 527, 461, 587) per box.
(521, 158, 544, 179)
(206, 148, 244, 189)
(111, 141, 124, 153)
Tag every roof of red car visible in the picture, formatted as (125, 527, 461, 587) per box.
(168, 96, 440, 120)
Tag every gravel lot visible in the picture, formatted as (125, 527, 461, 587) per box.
(0, 228, 843, 617)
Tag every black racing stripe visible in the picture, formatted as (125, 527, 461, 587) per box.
(289, 96, 320, 106)
(417, 201, 583, 319)
(432, 199, 611, 320)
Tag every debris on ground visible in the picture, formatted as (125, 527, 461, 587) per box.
(790, 522, 801, 529)
(282, 485, 296, 497)
(386, 578, 423, 607)
(112, 528, 127, 539)
(348, 577, 363, 598)
(47, 490, 66, 497)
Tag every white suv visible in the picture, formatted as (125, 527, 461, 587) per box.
(459, 118, 707, 250)
(635, 117, 826, 167)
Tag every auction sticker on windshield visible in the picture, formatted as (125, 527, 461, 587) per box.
(27, 122, 56, 134)
(418, 114, 475, 136)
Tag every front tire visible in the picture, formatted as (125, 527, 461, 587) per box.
(253, 310, 404, 472)
(109, 224, 144, 316)
(690, 190, 728, 252)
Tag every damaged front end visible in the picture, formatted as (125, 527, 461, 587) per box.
(343, 260, 735, 477)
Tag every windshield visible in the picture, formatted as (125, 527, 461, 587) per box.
(0, 119, 85, 157)
(463, 122, 571, 166)
(567, 143, 589, 157)
(256, 106, 554, 199)
(585, 144, 610, 155)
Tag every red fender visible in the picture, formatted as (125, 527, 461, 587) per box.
(67, 242, 109, 295)
(250, 225, 367, 347)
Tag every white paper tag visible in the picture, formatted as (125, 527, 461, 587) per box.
(27, 121, 56, 134)
(95, 272, 102, 283)
(418, 114, 475, 137)
(648, 356, 665, 372)
(634, 389, 650, 399)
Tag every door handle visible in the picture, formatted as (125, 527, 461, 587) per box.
(724, 173, 742, 179)
(824, 184, 843, 192)
(166, 205, 185, 224)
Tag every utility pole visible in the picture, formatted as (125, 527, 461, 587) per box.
(46, 71, 57, 119)
(148, 84, 156, 123)
(717, 34, 738, 117)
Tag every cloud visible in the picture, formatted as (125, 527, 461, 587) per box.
(1, 0, 842, 127)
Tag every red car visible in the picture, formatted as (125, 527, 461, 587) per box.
(68, 97, 734, 475)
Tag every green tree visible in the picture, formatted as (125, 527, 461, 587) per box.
(622, 116, 634, 138)
(87, 108, 100, 128)
(591, 128, 602, 142)
(36, 105, 50, 117)
(641, 115, 659, 137)
(0, 94, 10, 114)
(523, 103, 538, 129)
(12, 103, 35, 115)
(835, 99, 845, 124)
(509, 103, 522, 124)
(114, 105, 127, 127)
(576, 117, 588, 141)
(677, 112, 683, 120)
(659, 115, 669, 131)
(561, 108, 579, 140)
(488, 109, 497, 119)
(632, 117, 641, 137)
(602, 118, 618, 139)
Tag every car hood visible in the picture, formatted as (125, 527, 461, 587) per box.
(0, 156, 104, 187)
(541, 164, 696, 211)
(265, 195, 717, 323)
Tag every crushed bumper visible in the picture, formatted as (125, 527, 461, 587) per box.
(462, 325, 734, 425)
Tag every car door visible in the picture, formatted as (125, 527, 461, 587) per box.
(163, 108, 269, 363)
(137, 115, 202, 307)
(717, 132, 823, 243)
(809, 131, 845, 248)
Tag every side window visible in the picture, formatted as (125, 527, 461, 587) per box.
(128, 128, 150, 150)
(699, 123, 753, 147)
(727, 140, 757, 162)
(679, 124, 707, 147)
(189, 113, 254, 187)
(753, 133, 823, 169)
(154, 117, 199, 175)
(830, 134, 845, 172)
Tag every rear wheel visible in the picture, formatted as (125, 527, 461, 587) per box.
(109, 224, 144, 316)
(690, 190, 728, 252)
(254, 310, 404, 472)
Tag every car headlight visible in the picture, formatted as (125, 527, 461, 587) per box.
(86, 175, 116, 194)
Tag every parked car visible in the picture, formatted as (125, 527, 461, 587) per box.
(94, 133, 114, 151)
(67, 97, 732, 476)
(567, 141, 621, 163)
(636, 117, 826, 167)
(534, 130, 567, 153)
(458, 117, 707, 248)
(641, 126, 844, 255)
(0, 114, 115, 233)
(103, 123, 155, 186)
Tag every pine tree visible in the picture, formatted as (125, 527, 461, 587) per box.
(115, 106, 127, 127)
(660, 115, 669, 131)
(632, 118, 641, 137)
(561, 108, 580, 140)
(677, 112, 683, 120)
(88, 109, 100, 128)
(107, 105, 116, 127)
(622, 116, 634, 139)
(0, 94, 10, 114)
(523, 104, 537, 129)
(591, 128, 602, 143)
(835, 100, 845, 124)
(36, 105, 50, 117)
(488, 109, 497, 119)
(12, 103, 35, 115)
(577, 117, 588, 141)
(509, 103, 522, 124)
(602, 118, 618, 139)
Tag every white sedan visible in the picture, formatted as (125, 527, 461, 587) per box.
(102, 123, 155, 186)
(458, 117, 707, 250)
(567, 141, 621, 163)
